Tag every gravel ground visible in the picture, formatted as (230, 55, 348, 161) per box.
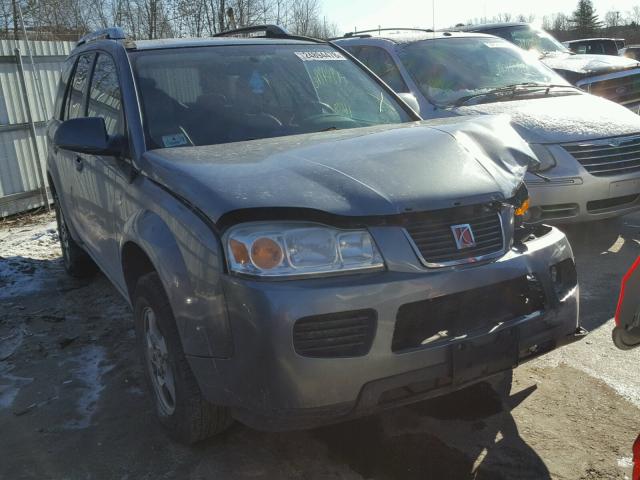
(1, 210, 639, 480)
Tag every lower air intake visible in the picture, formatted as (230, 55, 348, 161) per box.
(293, 309, 377, 358)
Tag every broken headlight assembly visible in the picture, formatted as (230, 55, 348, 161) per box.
(225, 222, 385, 278)
(510, 183, 534, 243)
(512, 182, 530, 222)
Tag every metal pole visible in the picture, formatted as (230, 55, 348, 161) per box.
(18, 3, 50, 121)
(14, 48, 50, 211)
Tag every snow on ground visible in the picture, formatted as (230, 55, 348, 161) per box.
(0, 213, 62, 299)
(63, 345, 114, 430)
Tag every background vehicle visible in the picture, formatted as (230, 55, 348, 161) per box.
(621, 45, 640, 61)
(48, 25, 583, 443)
(459, 23, 640, 111)
(563, 38, 624, 56)
(335, 29, 640, 224)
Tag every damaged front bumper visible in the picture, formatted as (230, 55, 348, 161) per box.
(187, 226, 583, 431)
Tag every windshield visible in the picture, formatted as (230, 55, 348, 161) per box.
(397, 37, 571, 107)
(130, 44, 411, 149)
(496, 25, 570, 55)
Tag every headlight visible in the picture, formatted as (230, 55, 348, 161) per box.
(529, 144, 556, 172)
(225, 223, 384, 277)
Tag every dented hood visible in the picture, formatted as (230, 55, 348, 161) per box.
(141, 116, 535, 223)
(456, 93, 640, 144)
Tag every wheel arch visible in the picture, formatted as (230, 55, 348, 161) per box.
(120, 209, 232, 358)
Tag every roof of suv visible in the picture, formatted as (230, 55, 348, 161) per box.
(335, 30, 492, 45)
(131, 37, 318, 50)
(458, 22, 529, 31)
(564, 38, 622, 44)
(72, 25, 324, 54)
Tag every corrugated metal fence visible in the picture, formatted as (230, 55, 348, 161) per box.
(0, 39, 74, 217)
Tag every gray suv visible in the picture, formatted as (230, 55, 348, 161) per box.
(47, 25, 584, 443)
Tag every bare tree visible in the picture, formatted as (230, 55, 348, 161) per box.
(604, 9, 622, 28)
(627, 5, 640, 26)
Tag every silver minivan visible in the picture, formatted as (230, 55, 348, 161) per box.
(336, 30, 640, 223)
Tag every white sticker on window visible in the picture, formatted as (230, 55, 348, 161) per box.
(294, 51, 346, 61)
(482, 40, 506, 48)
(162, 133, 188, 148)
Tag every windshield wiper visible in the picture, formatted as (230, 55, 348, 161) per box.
(529, 170, 552, 183)
(453, 83, 577, 107)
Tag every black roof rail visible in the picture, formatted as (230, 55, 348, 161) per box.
(213, 24, 325, 44)
(214, 24, 290, 38)
(341, 27, 433, 38)
(77, 27, 126, 46)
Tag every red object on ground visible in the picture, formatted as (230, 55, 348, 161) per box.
(634, 434, 640, 480)
(615, 256, 640, 326)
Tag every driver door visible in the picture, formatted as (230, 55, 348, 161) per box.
(72, 52, 126, 281)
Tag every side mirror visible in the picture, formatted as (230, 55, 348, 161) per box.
(54, 117, 125, 156)
(397, 93, 421, 116)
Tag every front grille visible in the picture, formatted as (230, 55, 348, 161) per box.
(583, 73, 640, 106)
(405, 206, 504, 266)
(563, 135, 640, 177)
(293, 309, 376, 358)
(587, 194, 640, 211)
(392, 275, 545, 352)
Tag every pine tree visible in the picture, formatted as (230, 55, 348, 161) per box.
(571, 0, 603, 35)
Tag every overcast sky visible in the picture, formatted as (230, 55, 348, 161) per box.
(322, 0, 639, 35)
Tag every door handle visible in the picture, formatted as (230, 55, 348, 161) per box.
(74, 156, 84, 172)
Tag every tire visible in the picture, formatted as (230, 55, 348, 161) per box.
(133, 272, 233, 444)
(53, 198, 97, 278)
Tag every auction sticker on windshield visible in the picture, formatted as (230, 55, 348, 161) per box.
(295, 51, 346, 61)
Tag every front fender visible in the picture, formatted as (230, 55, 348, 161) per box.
(121, 208, 232, 358)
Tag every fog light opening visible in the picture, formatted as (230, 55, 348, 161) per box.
(550, 259, 578, 302)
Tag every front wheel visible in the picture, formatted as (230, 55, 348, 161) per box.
(53, 199, 97, 278)
(134, 272, 233, 444)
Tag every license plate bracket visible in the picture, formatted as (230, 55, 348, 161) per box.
(451, 328, 519, 385)
(610, 178, 640, 197)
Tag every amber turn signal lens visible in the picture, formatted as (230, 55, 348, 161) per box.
(251, 237, 283, 270)
(515, 198, 530, 217)
(229, 239, 250, 265)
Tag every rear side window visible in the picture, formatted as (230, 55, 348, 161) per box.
(65, 53, 94, 120)
(87, 54, 124, 136)
(347, 46, 409, 93)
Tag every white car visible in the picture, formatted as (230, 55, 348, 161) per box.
(336, 29, 640, 223)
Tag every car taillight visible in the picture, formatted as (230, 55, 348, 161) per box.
(615, 256, 640, 326)
(633, 434, 640, 480)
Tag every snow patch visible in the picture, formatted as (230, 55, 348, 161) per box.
(0, 364, 33, 410)
(63, 345, 114, 429)
(0, 328, 23, 361)
(0, 217, 63, 299)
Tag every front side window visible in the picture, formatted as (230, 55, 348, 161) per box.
(65, 53, 94, 120)
(88, 54, 124, 136)
(130, 44, 411, 149)
(397, 37, 571, 107)
(56, 57, 76, 120)
(346, 45, 409, 93)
